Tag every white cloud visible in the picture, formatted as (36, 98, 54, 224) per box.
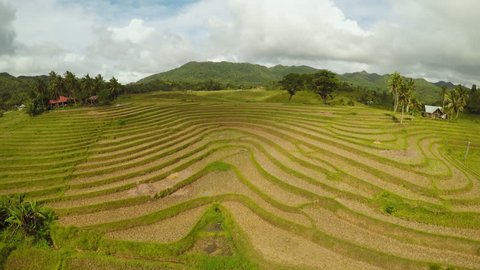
(108, 19, 155, 44)
(366, 0, 480, 84)
(0, 0, 16, 55)
(0, 0, 479, 85)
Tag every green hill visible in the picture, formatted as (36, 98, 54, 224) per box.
(137, 61, 444, 104)
(0, 73, 46, 109)
(340, 71, 443, 104)
(138, 61, 318, 87)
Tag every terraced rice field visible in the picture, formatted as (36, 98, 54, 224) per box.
(1, 91, 480, 269)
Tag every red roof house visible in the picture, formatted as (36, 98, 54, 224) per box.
(48, 96, 70, 107)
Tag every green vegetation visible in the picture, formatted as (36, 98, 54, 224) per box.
(130, 61, 451, 105)
(278, 70, 339, 104)
(138, 61, 317, 88)
(0, 196, 56, 269)
(445, 85, 469, 119)
(1, 89, 480, 269)
(0, 71, 121, 117)
(0, 73, 46, 111)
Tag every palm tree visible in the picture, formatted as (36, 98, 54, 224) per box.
(388, 72, 403, 114)
(456, 85, 469, 105)
(108, 77, 121, 99)
(440, 86, 448, 109)
(398, 78, 414, 124)
(445, 86, 468, 120)
(64, 71, 79, 105)
(80, 74, 94, 104)
(408, 95, 422, 119)
(93, 74, 105, 95)
(48, 72, 64, 99)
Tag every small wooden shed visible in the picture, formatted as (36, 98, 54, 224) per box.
(424, 105, 446, 119)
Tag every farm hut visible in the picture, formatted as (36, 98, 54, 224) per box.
(48, 96, 70, 108)
(88, 95, 98, 105)
(424, 105, 446, 119)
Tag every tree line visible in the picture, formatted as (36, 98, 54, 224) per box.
(387, 72, 420, 123)
(278, 70, 478, 122)
(125, 79, 256, 94)
(388, 72, 476, 121)
(27, 71, 122, 116)
(278, 70, 339, 104)
(278, 70, 394, 107)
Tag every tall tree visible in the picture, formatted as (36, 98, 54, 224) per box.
(93, 74, 105, 95)
(64, 71, 79, 105)
(79, 74, 94, 104)
(456, 84, 469, 104)
(445, 85, 468, 119)
(307, 70, 338, 104)
(440, 86, 448, 109)
(279, 73, 304, 101)
(398, 78, 415, 124)
(26, 79, 49, 116)
(108, 77, 121, 100)
(388, 72, 402, 114)
(466, 84, 480, 113)
(48, 71, 64, 99)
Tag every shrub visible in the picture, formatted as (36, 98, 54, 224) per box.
(0, 110, 4, 117)
(384, 206, 396, 214)
(347, 99, 355, 106)
(98, 89, 113, 105)
(0, 195, 56, 244)
(25, 99, 45, 116)
(0, 198, 9, 231)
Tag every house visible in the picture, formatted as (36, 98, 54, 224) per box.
(424, 105, 446, 119)
(88, 95, 98, 105)
(48, 96, 70, 108)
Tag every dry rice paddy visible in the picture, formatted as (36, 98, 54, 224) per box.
(1, 91, 480, 269)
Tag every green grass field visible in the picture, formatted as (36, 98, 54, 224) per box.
(1, 89, 480, 270)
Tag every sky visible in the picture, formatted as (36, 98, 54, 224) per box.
(0, 0, 479, 85)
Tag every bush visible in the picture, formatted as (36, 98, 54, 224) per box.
(347, 99, 355, 106)
(0, 195, 56, 245)
(25, 99, 45, 116)
(98, 89, 113, 105)
(0, 198, 9, 231)
(384, 206, 396, 214)
(0, 110, 4, 117)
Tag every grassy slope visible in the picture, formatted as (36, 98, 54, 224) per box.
(1, 89, 480, 270)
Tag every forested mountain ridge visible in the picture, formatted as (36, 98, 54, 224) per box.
(137, 61, 449, 104)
